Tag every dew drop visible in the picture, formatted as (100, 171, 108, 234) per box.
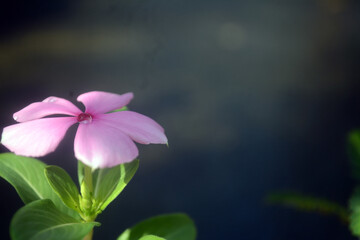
(77, 113, 93, 124)
(13, 115, 18, 121)
(44, 97, 56, 103)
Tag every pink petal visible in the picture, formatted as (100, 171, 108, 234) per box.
(74, 120, 138, 168)
(14, 97, 82, 122)
(97, 111, 168, 145)
(77, 91, 133, 115)
(1, 117, 76, 157)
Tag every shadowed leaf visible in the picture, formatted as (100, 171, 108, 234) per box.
(117, 213, 196, 240)
(10, 199, 99, 240)
(45, 166, 80, 213)
(0, 153, 79, 219)
(267, 191, 349, 223)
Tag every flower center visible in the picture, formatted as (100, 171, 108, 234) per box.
(77, 113, 93, 124)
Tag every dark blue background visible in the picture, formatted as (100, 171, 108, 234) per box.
(0, 1, 360, 239)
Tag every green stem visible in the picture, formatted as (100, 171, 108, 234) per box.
(83, 229, 93, 240)
(80, 164, 96, 239)
(84, 165, 93, 191)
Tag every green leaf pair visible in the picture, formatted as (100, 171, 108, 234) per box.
(11, 199, 99, 240)
(76, 159, 139, 220)
(43, 158, 139, 221)
(0, 153, 138, 240)
(0, 153, 197, 240)
(0, 153, 78, 219)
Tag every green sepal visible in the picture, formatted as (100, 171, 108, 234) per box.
(10, 199, 100, 240)
(117, 213, 197, 240)
(45, 166, 81, 213)
(0, 153, 79, 219)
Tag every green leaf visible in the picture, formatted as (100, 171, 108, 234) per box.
(117, 213, 197, 240)
(108, 106, 128, 113)
(348, 130, 360, 181)
(349, 188, 360, 236)
(98, 159, 139, 210)
(0, 153, 79, 219)
(139, 235, 165, 240)
(117, 229, 131, 240)
(78, 159, 139, 212)
(93, 165, 120, 204)
(45, 166, 80, 213)
(266, 191, 349, 223)
(10, 199, 99, 240)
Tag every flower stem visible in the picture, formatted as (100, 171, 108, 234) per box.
(81, 164, 95, 240)
(83, 229, 93, 240)
(80, 164, 94, 219)
(84, 164, 93, 191)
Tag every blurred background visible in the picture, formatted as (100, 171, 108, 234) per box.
(0, 0, 360, 239)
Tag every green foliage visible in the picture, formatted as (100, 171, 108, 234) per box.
(264, 130, 360, 237)
(97, 159, 139, 211)
(117, 213, 197, 240)
(45, 166, 81, 213)
(10, 199, 99, 240)
(348, 130, 360, 181)
(0, 153, 78, 219)
(349, 188, 360, 236)
(92, 165, 122, 208)
(347, 131, 360, 236)
(139, 235, 165, 240)
(267, 192, 349, 223)
(78, 159, 139, 213)
(108, 106, 129, 113)
(0, 153, 194, 239)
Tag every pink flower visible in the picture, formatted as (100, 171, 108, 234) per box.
(1, 91, 167, 168)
